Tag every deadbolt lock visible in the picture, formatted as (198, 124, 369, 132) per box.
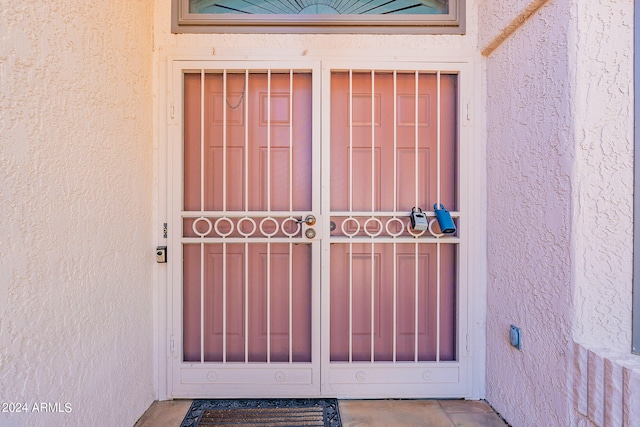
(305, 228, 316, 239)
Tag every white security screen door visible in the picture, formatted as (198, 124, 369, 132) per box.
(170, 62, 322, 397)
(321, 65, 466, 397)
(167, 59, 469, 398)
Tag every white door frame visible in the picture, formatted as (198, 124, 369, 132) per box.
(155, 49, 485, 400)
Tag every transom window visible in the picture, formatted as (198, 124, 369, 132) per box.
(172, 0, 464, 33)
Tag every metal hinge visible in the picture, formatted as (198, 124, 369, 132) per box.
(169, 335, 175, 358)
(169, 101, 175, 121)
(162, 223, 167, 239)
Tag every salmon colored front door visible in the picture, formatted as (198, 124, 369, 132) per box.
(171, 61, 465, 398)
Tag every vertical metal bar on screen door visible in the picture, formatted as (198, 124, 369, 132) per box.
(349, 70, 354, 214)
(244, 70, 249, 364)
(222, 70, 228, 363)
(414, 71, 419, 362)
(436, 71, 442, 362)
(392, 71, 398, 363)
(371, 70, 376, 211)
(223, 71, 228, 212)
(267, 241, 271, 364)
(267, 70, 272, 212)
(267, 70, 272, 364)
(414, 71, 419, 211)
(436, 73, 441, 206)
(244, 242, 249, 364)
(289, 70, 294, 214)
(436, 242, 441, 363)
(348, 70, 354, 363)
(222, 238, 227, 362)
(370, 70, 375, 363)
(199, 69, 205, 363)
(288, 246, 293, 363)
(244, 70, 249, 363)
(244, 247, 249, 363)
(288, 70, 294, 363)
(245, 70, 250, 212)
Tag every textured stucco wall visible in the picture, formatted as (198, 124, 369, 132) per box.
(484, 1, 574, 425)
(570, 1, 637, 424)
(478, 0, 536, 46)
(0, 2, 155, 426)
(572, 0, 634, 353)
(482, 0, 637, 425)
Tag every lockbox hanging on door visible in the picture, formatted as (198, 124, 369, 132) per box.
(434, 203, 456, 234)
(410, 207, 429, 231)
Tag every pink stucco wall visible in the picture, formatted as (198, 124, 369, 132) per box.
(484, 0, 573, 424)
(572, 0, 634, 353)
(0, 1, 155, 426)
(482, 0, 639, 425)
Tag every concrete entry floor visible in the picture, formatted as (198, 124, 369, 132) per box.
(135, 399, 509, 427)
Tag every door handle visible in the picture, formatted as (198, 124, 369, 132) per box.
(296, 215, 319, 240)
(297, 215, 316, 226)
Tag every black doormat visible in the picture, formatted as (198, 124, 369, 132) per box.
(180, 399, 342, 427)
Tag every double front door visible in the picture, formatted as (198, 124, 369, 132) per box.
(168, 60, 468, 398)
